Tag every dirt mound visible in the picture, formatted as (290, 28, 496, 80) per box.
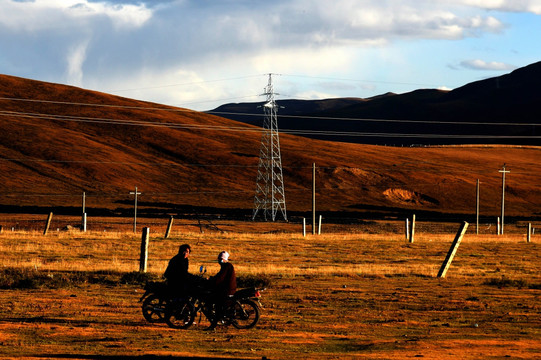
(383, 188, 439, 206)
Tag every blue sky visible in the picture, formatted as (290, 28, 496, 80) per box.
(1, 0, 541, 111)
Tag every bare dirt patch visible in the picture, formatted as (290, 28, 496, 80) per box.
(383, 188, 440, 206)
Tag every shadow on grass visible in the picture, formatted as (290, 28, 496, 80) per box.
(1, 316, 148, 328)
(31, 355, 255, 360)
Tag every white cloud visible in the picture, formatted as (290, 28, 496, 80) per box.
(457, 0, 541, 14)
(1, 0, 538, 109)
(66, 2, 153, 29)
(92, 67, 241, 110)
(295, 90, 340, 100)
(459, 59, 518, 70)
(290, 0, 505, 42)
(66, 39, 90, 86)
(0, 0, 152, 31)
(250, 47, 356, 75)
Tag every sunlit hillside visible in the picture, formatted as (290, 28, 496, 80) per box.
(1, 74, 540, 220)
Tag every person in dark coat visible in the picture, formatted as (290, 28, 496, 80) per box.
(163, 244, 191, 295)
(207, 251, 237, 330)
(210, 251, 237, 296)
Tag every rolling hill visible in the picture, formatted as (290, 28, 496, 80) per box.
(211, 61, 541, 146)
(1, 73, 540, 222)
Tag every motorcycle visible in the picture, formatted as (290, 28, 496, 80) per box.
(165, 286, 264, 330)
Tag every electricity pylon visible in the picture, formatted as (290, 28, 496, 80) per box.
(252, 74, 287, 221)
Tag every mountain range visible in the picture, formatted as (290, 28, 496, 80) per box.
(211, 61, 541, 146)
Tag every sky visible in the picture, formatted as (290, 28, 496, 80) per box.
(1, 0, 541, 111)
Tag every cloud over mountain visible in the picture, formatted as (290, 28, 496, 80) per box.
(1, 0, 539, 110)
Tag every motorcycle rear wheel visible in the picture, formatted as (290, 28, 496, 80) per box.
(142, 295, 167, 323)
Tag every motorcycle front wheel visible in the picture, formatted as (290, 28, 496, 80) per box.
(165, 299, 195, 329)
(231, 299, 260, 329)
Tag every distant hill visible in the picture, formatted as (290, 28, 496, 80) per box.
(1, 73, 540, 221)
(210, 61, 541, 146)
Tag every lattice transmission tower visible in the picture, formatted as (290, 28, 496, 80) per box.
(252, 74, 287, 221)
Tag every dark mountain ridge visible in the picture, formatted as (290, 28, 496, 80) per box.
(211, 61, 541, 145)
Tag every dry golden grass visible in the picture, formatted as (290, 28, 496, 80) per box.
(0, 226, 536, 277)
(0, 225, 539, 359)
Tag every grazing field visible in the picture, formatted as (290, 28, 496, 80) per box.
(0, 223, 539, 359)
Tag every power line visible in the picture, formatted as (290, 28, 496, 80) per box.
(106, 72, 437, 94)
(1, 110, 540, 139)
(0, 110, 262, 132)
(110, 74, 263, 92)
(208, 110, 541, 127)
(0, 96, 198, 112)
(0, 155, 530, 176)
(280, 73, 442, 87)
(175, 94, 259, 106)
(2, 95, 540, 128)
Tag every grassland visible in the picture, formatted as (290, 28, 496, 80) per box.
(0, 222, 540, 359)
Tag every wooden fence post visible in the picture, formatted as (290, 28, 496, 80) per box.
(164, 216, 174, 239)
(437, 222, 469, 278)
(318, 215, 322, 235)
(43, 212, 53, 235)
(302, 218, 306, 237)
(527, 223, 532, 243)
(82, 213, 87, 232)
(405, 218, 410, 241)
(140, 227, 150, 272)
(409, 214, 416, 243)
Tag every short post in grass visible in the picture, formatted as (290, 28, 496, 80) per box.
(527, 223, 532, 243)
(302, 218, 306, 237)
(82, 213, 87, 232)
(43, 212, 53, 235)
(409, 214, 416, 243)
(140, 227, 150, 272)
(437, 221, 469, 278)
(318, 215, 322, 235)
(405, 218, 410, 241)
(164, 216, 174, 239)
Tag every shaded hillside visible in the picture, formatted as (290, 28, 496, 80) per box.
(1, 74, 540, 221)
(211, 61, 541, 146)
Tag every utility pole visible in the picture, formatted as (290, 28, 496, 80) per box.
(312, 162, 316, 235)
(476, 179, 479, 235)
(252, 73, 287, 221)
(82, 191, 87, 232)
(130, 186, 142, 233)
(499, 165, 510, 235)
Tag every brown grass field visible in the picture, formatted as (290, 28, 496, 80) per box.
(0, 220, 539, 360)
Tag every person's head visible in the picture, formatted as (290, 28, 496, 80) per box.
(217, 251, 229, 264)
(178, 244, 191, 258)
